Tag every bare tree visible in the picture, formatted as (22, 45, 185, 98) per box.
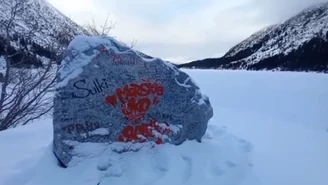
(0, 0, 64, 130)
(84, 14, 116, 37)
(84, 14, 137, 48)
(129, 39, 138, 49)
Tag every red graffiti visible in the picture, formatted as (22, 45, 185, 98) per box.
(105, 95, 117, 106)
(105, 81, 164, 122)
(117, 119, 171, 144)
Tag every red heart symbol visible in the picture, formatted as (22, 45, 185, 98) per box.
(105, 95, 117, 106)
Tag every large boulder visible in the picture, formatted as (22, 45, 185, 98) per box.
(53, 35, 214, 167)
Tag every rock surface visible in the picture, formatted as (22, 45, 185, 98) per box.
(53, 35, 213, 167)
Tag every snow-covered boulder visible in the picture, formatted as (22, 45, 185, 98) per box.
(53, 35, 214, 167)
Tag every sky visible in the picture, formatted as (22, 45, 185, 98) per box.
(47, 0, 327, 64)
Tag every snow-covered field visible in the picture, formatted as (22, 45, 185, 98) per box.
(0, 69, 327, 185)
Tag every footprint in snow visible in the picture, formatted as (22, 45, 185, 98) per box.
(104, 165, 123, 177)
(204, 162, 226, 180)
(237, 139, 252, 153)
(181, 155, 193, 183)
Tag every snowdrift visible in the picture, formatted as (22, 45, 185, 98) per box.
(1, 120, 252, 185)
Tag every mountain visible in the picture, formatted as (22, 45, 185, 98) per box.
(179, 2, 328, 73)
(0, 0, 88, 68)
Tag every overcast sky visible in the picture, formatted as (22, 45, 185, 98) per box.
(47, 0, 327, 64)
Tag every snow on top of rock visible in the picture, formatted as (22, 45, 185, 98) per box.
(55, 36, 116, 88)
(56, 35, 179, 88)
(224, 2, 328, 65)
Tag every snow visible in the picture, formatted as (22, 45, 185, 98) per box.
(56, 56, 87, 88)
(1, 69, 328, 185)
(0, 0, 86, 49)
(225, 25, 277, 58)
(169, 124, 183, 134)
(57, 35, 163, 88)
(224, 2, 328, 67)
(175, 78, 191, 88)
(89, 128, 110, 136)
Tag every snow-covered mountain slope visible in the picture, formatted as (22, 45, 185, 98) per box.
(1, 69, 328, 185)
(0, 0, 88, 67)
(179, 2, 328, 73)
(224, 25, 278, 58)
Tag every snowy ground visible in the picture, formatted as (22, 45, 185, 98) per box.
(188, 69, 328, 185)
(0, 69, 328, 185)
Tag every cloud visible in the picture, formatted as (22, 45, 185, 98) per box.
(252, 0, 328, 23)
(48, 0, 327, 64)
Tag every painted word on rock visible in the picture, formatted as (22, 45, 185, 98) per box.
(105, 81, 164, 122)
(117, 119, 171, 144)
